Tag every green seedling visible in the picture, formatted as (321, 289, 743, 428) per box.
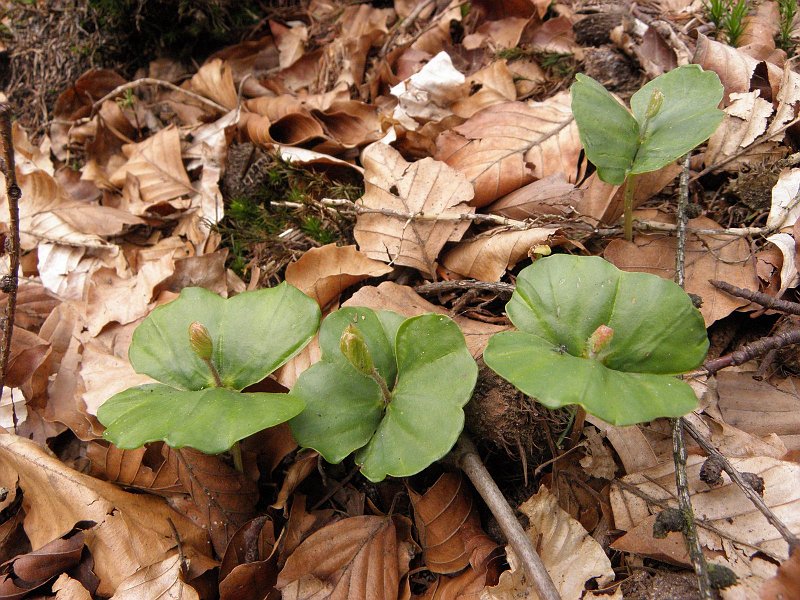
(97, 284, 321, 456)
(571, 64, 724, 240)
(722, 0, 749, 46)
(778, 0, 798, 54)
(289, 307, 478, 482)
(483, 255, 709, 426)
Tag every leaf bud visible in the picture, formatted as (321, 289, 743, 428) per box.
(188, 321, 213, 361)
(587, 324, 614, 357)
(645, 88, 664, 119)
(340, 324, 374, 376)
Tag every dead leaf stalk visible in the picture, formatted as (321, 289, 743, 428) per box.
(710, 280, 800, 316)
(454, 433, 562, 600)
(672, 152, 714, 600)
(415, 279, 515, 298)
(0, 104, 21, 413)
(681, 418, 800, 554)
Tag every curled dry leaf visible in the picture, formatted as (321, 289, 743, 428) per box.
(0, 434, 209, 596)
(190, 58, 237, 111)
(760, 549, 800, 600)
(87, 441, 183, 494)
(109, 552, 202, 600)
(486, 173, 581, 219)
(764, 232, 799, 295)
(767, 168, 800, 231)
(483, 486, 614, 600)
(442, 226, 559, 281)
(219, 516, 279, 600)
(434, 94, 581, 207)
(276, 514, 416, 600)
(408, 472, 498, 575)
(354, 143, 474, 277)
(604, 213, 758, 325)
(285, 244, 392, 309)
(344, 282, 508, 357)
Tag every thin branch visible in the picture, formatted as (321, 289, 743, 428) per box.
(379, 0, 436, 57)
(710, 280, 800, 316)
(414, 279, 515, 297)
(0, 104, 21, 418)
(673, 153, 713, 600)
(88, 78, 228, 119)
(681, 418, 800, 554)
(454, 434, 561, 600)
(703, 329, 800, 375)
(691, 115, 800, 181)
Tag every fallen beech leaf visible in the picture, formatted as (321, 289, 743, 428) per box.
(219, 516, 279, 600)
(442, 226, 559, 281)
(271, 450, 318, 511)
(611, 455, 800, 564)
(486, 174, 581, 219)
(408, 472, 498, 574)
(767, 168, 800, 231)
(52, 573, 93, 600)
(0, 434, 209, 596)
(109, 126, 194, 210)
(435, 95, 581, 207)
(585, 416, 660, 474)
(760, 550, 800, 600)
(354, 143, 474, 277)
(716, 372, 800, 452)
(764, 232, 798, 295)
(285, 244, 392, 308)
(483, 486, 614, 599)
(579, 427, 617, 480)
(344, 282, 508, 357)
(604, 213, 758, 325)
(109, 552, 199, 600)
(0, 282, 60, 332)
(276, 514, 416, 600)
(87, 441, 182, 494)
(190, 58, 237, 111)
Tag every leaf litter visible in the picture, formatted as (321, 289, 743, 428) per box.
(0, 0, 799, 598)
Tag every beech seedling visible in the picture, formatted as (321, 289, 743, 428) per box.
(289, 307, 478, 482)
(97, 284, 321, 454)
(483, 255, 709, 425)
(571, 64, 724, 240)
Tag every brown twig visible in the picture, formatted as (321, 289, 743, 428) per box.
(0, 104, 21, 420)
(378, 0, 437, 58)
(453, 434, 561, 600)
(673, 153, 714, 600)
(703, 329, 800, 375)
(414, 279, 515, 297)
(710, 280, 800, 316)
(87, 77, 228, 119)
(681, 418, 800, 554)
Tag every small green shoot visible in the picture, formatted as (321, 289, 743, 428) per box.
(722, 0, 749, 46)
(289, 308, 478, 482)
(570, 65, 724, 240)
(778, 0, 798, 54)
(484, 255, 709, 426)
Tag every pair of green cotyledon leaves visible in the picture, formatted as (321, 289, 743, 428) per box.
(97, 255, 709, 482)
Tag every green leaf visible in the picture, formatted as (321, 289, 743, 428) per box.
(129, 283, 321, 391)
(98, 384, 304, 454)
(571, 65, 724, 185)
(484, 255, 709, 425)
(570, 73, 640, 185)
(289, 308, 478, 482)
(629, 65, 724, 175)
(97, 283, 320, 453)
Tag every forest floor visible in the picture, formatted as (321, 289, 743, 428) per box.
(0, 0, 799, 598)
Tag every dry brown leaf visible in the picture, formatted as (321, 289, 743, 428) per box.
(442, 226, 559, 281)
(109, 552, 199, 600)
(435, 95, 581, 207)
(87, 442, 183, 495)
(271, 450, 319, 512)
(611, 455, 800, 565)
(354, 143, 474, 277)
(408, 472, 498, 575)
(0, 434, 209, 596)
(109, 126, 194, 210)
(285, 244, 392, 308)
(525, 16, 581, 56)
(169, 448, 259, 558)
(483, 486, 614, 600)
(585, 415, 661, 475)
(452, 60, 518, 119)
(716, 373, 800, 452)
(738, 1, 781, 61)
(219, 516, 279, 600)
(486, 173, 581, 219)
(190, 58, 237, 111)
(760, 549, 800, 600)
(579, 427, 617, 480)
(276, 514, 416, 600)
(53, 573, 93, 600)
(604, 213, 758, 325)
(344, 282, 508, 357)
